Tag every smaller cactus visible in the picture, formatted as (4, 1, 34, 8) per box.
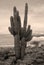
(23, 3, 28, 31)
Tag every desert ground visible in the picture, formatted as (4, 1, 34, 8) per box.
(0, 34, 44, 65)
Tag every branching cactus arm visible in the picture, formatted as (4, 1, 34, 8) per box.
(20, 3, 32, 43)
(8, 16, 16, 36)
(25, 25, 31, 37)
(23, 3, 28, 31)
(20, 3, 28, 39)
(10, 16, 14, 29)
(13, 7, 21, 34)
(8, 6, 21, 36)
(25, 29, 32, 41)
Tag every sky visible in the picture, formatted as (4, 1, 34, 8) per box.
(0, 0, 44, 34)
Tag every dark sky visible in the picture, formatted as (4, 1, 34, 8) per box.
(0, 0, 44, 34)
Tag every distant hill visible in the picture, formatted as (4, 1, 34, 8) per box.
(33, 34, 44, 37)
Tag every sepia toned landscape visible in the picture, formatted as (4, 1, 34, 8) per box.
(0, 0, 44, 65)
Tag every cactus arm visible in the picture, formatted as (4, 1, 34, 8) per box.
(23, 3, 28, 31)
(10, 16, 14, 29)
(20, 27, 26, 39)
(8, 27, 16, 36)
(25, 25, 31, 37)
(8, 27, 13, 34)
(17, 12, 21, 34)
(25, 30, 32, 41)
(20, 3, 28, 39)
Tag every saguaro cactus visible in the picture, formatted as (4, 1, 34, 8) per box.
(8, 3, 32, 59)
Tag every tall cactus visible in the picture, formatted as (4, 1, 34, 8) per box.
(8, 3, 32, 59)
